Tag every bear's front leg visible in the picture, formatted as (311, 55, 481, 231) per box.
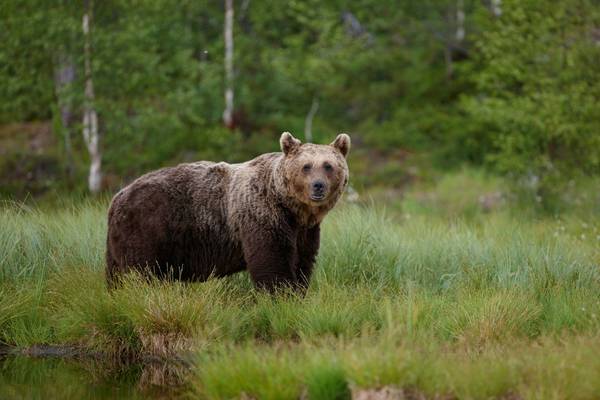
(296, 225, 320, 295)
(241, 227, 297, 293)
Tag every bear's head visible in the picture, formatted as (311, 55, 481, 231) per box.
(278, 132, 350, 209)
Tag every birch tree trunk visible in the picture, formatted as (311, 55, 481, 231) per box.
(304, 97, 319, 143)
(54, 51, 76, 180)
(82, 0, 102, 193)
(490, 0, 502, 17)
(456, 0, 465, 43)
(223, 0, 234, 128)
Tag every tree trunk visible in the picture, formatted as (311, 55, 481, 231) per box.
(490, 0, 502, 17)
(444, 44, 453, 80)
(54, 51, 76, 180)
(456, 0, 465, 43)
(223, 0, 234, 128)
(304, 97, 319, 143)
(82, 0, 102, 193)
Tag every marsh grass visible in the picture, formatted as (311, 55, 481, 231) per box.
(1, 197, 599, 398)
(190, 334, 600, 400)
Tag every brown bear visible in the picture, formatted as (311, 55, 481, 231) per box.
(105, 132, 350, 292)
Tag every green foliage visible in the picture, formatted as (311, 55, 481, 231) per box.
(2, 0, 599, 199)
(462, 0, 600, 184)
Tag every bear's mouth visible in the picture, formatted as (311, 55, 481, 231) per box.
(310, 193, 326, 201)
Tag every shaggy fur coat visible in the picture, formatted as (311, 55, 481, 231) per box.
(106, 132, 350, 292)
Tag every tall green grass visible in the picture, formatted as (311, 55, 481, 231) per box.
(191, 334, 600, 400)
(1, 196, 599, 398)
(0, 201, 105, 282)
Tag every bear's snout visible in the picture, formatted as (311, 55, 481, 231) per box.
(310, 180, 327, 201)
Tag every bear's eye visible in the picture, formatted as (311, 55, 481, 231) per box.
(323, 163, 333, 172)
(302, 164, 312, 173)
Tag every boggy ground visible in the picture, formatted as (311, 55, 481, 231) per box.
(1, 186, 600, 399)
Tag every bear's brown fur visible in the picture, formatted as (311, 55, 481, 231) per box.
(106, 132, 350, 292)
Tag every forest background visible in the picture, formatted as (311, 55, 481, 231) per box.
(2, 0, 600, 213)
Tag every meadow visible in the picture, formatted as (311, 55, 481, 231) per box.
(1, 172, 600, 399)
(3, 1, 600, 398)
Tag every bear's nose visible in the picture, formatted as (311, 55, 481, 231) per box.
(312, 181, 326, 192)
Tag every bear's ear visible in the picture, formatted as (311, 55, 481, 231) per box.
(330, 133, 351, 158)
(280, 132, 301, 155)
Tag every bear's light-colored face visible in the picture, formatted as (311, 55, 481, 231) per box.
(279, 132, 350, 207)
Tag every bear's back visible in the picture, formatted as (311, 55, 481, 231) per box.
(109, 161, 235, 228)
(106, 160, 246, 283)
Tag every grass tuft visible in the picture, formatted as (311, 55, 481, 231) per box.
(306, 360, 351, 400)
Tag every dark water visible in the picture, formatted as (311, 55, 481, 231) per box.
(0, 355, 188, 400)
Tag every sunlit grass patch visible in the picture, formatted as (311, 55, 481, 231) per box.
(440, 289, 542, 345)
(47, 267, 244, 359)
(193, 343, 304, 400)
(190, 334, 600, 400)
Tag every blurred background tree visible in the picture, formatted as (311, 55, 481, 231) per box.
(461, 0, 600, 205)
(1, 0, 599, 210)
